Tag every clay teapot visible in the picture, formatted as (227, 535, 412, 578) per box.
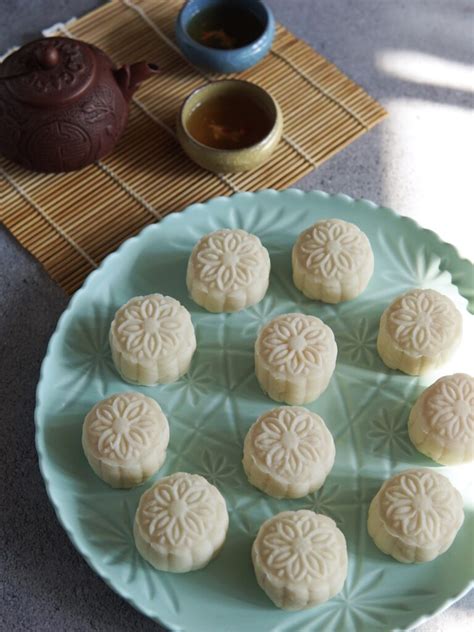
(0, 37, 159, 173)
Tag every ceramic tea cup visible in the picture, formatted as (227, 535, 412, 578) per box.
(176, 0, 275, 73)
(177, 79, 283, 174)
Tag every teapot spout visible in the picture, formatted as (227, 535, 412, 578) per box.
(114, 62, 159, 101)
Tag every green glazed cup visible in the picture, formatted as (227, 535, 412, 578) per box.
(177, 79, 283, 173)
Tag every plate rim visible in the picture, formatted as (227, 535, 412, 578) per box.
(35, 188, 474, 631)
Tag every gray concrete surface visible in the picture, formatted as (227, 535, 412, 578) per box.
(1, 1, 473, 630)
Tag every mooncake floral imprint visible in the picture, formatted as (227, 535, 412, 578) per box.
(134, 472, 229, 573)
(377, 289, 462, 375)
(292, 219, 374, 303)
(187, 228, 270, 312)
(243, 406, 335, 498)
(408, 373, 474, 464)
(109, 294, 196, 385)
(255, 312, 337, 404)
(368, 468, 464, 563)
(82, 392, 169, 488)
(252, 510, 348, 609)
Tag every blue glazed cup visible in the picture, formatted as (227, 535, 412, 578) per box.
(176, 0, 275, 73)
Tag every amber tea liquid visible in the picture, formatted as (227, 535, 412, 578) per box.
(187, 5, 264, 50)
(186, 94, 273, 150)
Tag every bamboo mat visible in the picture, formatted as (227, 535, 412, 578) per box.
(0, 0, 387, 294)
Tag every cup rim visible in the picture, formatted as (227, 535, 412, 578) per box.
(177, 0, 274, 56)
(178, 79, 280, 154)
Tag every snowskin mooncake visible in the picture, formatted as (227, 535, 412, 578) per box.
(243, 406, 335, 498)
(408, 373, 474, 465)
(377, 288, 462, 375)
(134, 472, 229, 573)
(82, 392, 169, 488)
(292, 218, 374, 303)
(368, 468, 464, 563)
(110, 294, 196, 385)
(187, 228, 270, 312)
(255, 312, 337, 405)
(252, 510, 348, 610)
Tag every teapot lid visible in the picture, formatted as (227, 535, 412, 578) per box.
(1, 37, 96, 107)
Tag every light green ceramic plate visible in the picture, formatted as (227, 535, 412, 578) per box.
(36, 190, 474, 631)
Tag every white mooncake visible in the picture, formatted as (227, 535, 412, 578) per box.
(377, 288, 462, 375)
(82, 392, 169, 488)
(292, 218, 374, 303)
(368, 468, 464, 563)
(243, 406, 335, 498)
(110, 294, 196, 385)
(408, 373, 474, 465)
(134, 472, 229, 573)
(255, 312, 337, 405)
(186, 228, 270, 312)
(252, 510, 348, 610)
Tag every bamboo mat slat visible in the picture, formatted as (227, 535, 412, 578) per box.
(0, 0, 387, 294)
